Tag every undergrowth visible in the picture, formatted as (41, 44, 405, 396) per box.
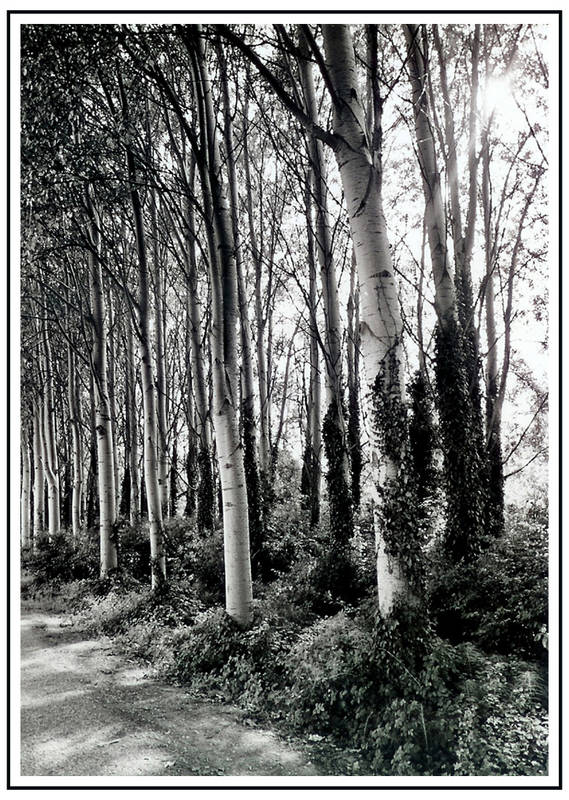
(22, 488, 549, 777)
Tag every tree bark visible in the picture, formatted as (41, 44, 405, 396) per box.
(404, 24, 456, 326)
(149, 190, 169, 517)
(125, 312, 140, 526)
(32, 400, 45, 543)
(242, 95, 271, 478)
(185, 25, 253, 626)
(218, 37, 264, 564)
(41, 324, 60, 539)
(86, 188, 118, 575)
(21, 429, 32, 551)
(106, 288, 121, 515)
(322, 24, 408, 613)
(299, 30, 352, 568)
(184, 161, 215, 532)
(304, 169, 321, 527)
(67, 341, 83, 539)
(118, 70, 166, 589)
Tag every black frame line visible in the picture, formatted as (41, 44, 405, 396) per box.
(6, 7, 563, 792)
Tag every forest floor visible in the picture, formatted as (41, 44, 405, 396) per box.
(20, 605, 321, 778)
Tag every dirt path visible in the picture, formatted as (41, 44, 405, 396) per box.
(20, 610, 320, 777)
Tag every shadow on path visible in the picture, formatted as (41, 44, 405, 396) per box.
(20, 610, 320, 778)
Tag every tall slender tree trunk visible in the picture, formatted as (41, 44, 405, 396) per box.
(67, 342, 83, 539)
(185, 162, 214, 532)
(218, 38, 264, 566)
(184, 341, 197, 517)
(242, 98, 271, 478)
(404, 25, 456, 326)
(32, 401, 45, 544)
(41, 324, 60, 539)
(86, 372, 98, 529)
(150, 190, 169, 517)
(117, 86, 166, 587)
(21, 429, 32, 551)
(185, 25, 253, 626)
(86, 188, 118, 575)
(303, 169, 321, 527)
(347, 249, 362, 509)
(322, 24, 409, 613)
(405, 23, 487, 562)
(299, 32, 352, 577)
(106, 288, 121, 514)
(125, 312, 140, 526)
(433, 23, 481, 402)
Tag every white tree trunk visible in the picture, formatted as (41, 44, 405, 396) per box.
(117, 70, 167, 588)
(126, 313, 140, 526)
(32, 401, 45, 542)
(306, 173, 322, 527)
(86, 188, 118, 575)
(242, 100, 271, 476)
(150, 191, 169, 517)
(41, 327, 60, 539)
(188, 25, 253, 625)
(323, 24, 407, 614)
(21, 430, 32, 550)
(67, 343, 83, 539)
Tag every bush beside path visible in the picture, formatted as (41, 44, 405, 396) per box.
(20, 607, 320, 778)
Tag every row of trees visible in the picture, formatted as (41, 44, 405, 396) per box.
(21, 23, 548, 625)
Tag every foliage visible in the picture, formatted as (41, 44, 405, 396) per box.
(429, 494, 548, 659)
(408, 370, 437, 502)
(158, 595, 547, 776)
(434, 319, 488, 563)
(119, 465, 131, 519)
(371, 356, 426, 592)
(184, 445, 197, 518)
(348, 380, 362, 509)
(162, 518, 226, 605)
(26, 530, 99, 585)
(169, 443, 178, 517)
(196, 446, 215, 532)
(241, 401, 264, 579)
(322, 401, 354, 598)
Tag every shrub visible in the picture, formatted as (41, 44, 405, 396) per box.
(26, 531, 99, 586)
(429, 497, 548, 659)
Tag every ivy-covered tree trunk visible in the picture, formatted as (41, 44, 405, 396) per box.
(405, 24, 487, 562)
(322, 24, 412, 613)
(433, 24, 481, 403)
(481, 107, 505, 542)
(347, 249, 362, 509)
